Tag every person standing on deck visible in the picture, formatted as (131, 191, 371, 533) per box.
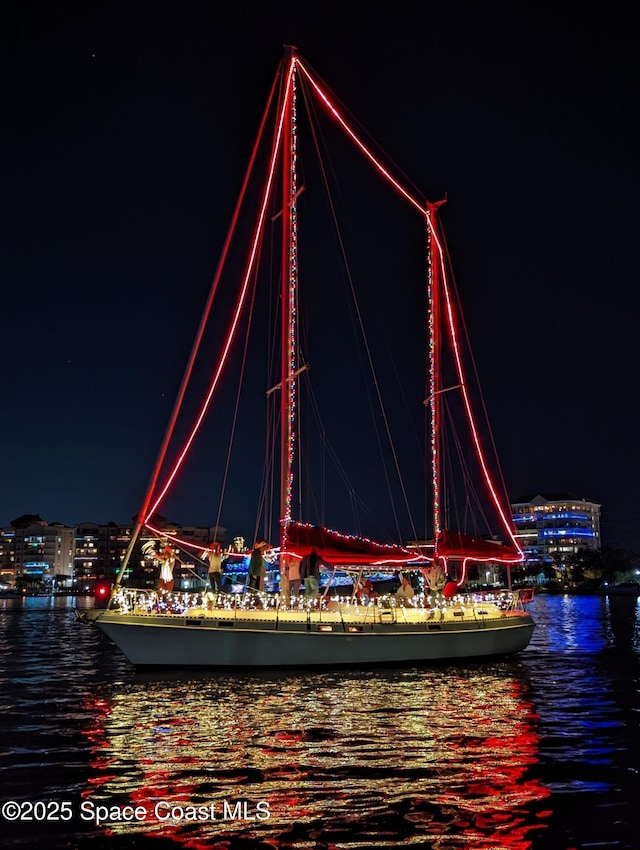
(206, 543, 223, 593)
(248, 540, 268, 591)
(299, 548, 328, 598)
(288, 555, 302, 598)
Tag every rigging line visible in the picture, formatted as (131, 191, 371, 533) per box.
(442, 395, 491, 536)
(145, 59, 296, 522)
(381, 325, 431, 527)
(213, 252, 262, 539)
(438, 226, 514, 518)
(295, 80, 376, 523)
(144, 523, 208, 555)
(299, 372, 393, 539)
(152, 539, 209, 581)
(294, 82, 329, 528)
(349, 490, 361, 537)
(267, 214, 278, 537)
(253, 402, 271, 537)
(294, 315, 313, 524)
(320, 412, 325, 527)
(440, 398, 456, 534)
(303, 376, 408, 543)
(296, 59, 426, 217)
(262, 188, 282, 540)
(423, 398, 429, 540)
(294, 387, 323, 527)
(257, 403, 281, 545)
(253, 198, 280, 546)
(297, 72, 417, 545)
(298, 57, 426, 204)
(294, 368, 386, 537)
(430, 212, 522, 556)
(112, 60, 283, 587)
(139, 63, 282, 527)
(257, 194, 284, 547)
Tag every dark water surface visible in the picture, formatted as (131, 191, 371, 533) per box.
(0, 594, 638, 848)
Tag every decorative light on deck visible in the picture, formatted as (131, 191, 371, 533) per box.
(106, 583, 513, 621)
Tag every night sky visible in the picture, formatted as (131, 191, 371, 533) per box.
(2, 2, 639, 551)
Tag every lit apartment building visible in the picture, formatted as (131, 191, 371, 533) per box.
(511, 494, 601, 563)
(9, 514, 75, 585)
(0, 528, 16, 586)
(1, 514, 227, 589)
(74, 521, 133, 585)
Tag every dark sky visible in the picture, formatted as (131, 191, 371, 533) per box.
(2, 2, 639, 550)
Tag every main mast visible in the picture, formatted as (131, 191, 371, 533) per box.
(427, 202, 442, 560)
(280, 46, 298, 552)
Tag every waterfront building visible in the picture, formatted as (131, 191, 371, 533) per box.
(0, 514, 229, 590)
(511, 494, 601, 564)
(179, 524, 226, 549)
(0, 528, 16, 587)
(74, 521, 133, 589)
(7, 514, 75, 588)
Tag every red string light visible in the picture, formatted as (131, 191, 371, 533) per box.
(144, 62, 296, 523)
(139, 51, 522, 575)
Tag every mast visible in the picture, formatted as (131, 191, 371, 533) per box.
(427, 199, 523, 578)
(280, 46, 298, 552)
(427, 202, 442, 560)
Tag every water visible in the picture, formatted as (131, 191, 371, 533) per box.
(0, 594, 638, 849)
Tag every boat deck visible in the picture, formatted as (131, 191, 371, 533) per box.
(96, 588, 529, 630)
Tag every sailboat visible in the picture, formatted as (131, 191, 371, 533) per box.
(85, 48, 534, 667)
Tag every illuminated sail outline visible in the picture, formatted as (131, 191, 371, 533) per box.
(134, 50, 522, 575)
(144, 62, 296, 528)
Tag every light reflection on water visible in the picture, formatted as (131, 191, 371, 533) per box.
(1, 593, 638, 848)
(522, 593, 640, 811)
(83, 667, 548, 847)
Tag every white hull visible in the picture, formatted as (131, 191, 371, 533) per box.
(86, 598, 534, 668)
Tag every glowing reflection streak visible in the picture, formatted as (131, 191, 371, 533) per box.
(84, 670, 551, 847)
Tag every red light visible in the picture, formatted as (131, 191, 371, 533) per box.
(93, 582, 112, 608)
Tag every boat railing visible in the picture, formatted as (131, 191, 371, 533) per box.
(106, 586, 526, 624)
